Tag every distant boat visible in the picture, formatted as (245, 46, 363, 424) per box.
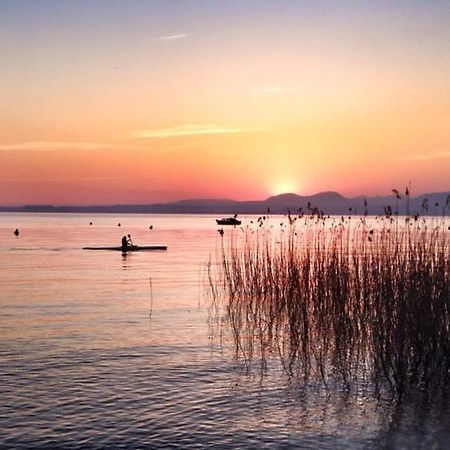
(83, 245, 167, 252)
(216, 217, 241, 226)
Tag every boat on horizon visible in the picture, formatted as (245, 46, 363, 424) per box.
(216, 216, 241, 226)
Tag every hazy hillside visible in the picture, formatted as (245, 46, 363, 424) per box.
(1, 191, 449, 216)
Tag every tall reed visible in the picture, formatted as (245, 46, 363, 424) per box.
(210, 214, 450, 398)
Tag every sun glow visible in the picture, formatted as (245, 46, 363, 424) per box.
(270, 179, 300, 196)
(1, 1, 449, 206)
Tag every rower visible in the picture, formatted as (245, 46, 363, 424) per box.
(121, 235, 129, 248)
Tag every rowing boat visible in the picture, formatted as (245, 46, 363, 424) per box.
(83, 245, 167, 251)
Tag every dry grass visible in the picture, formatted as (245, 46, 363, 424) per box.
(209, 212, 450, 398)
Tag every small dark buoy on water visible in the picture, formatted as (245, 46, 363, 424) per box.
(14, 228, 19, 236)
(118, 223, 121, 227)
(149, 225, 153, 230)
(89, 222, 93, 226)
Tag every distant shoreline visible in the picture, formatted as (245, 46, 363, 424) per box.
(1, 190, 449, 216)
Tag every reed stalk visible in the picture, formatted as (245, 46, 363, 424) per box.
(210, 214, 450, 398)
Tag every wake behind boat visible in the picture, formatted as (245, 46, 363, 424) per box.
(83, 245, 167, 251)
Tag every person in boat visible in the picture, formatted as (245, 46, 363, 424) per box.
(121, 235, 132, 248)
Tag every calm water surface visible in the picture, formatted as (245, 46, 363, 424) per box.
(0, 213, 448, 449)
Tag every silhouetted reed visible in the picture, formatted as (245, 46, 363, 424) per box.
(210, 212, 450, 398)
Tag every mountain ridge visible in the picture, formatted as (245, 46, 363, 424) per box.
(1, 190, 449, 216)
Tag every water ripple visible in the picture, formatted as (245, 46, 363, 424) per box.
(1, 214, 449, 448)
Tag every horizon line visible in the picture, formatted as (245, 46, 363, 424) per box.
(1, 188, 449, 209)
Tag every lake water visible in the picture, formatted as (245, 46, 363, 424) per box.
(0, 213, 449, 449)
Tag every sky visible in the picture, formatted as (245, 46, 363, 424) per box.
(0, 0, 449, 205)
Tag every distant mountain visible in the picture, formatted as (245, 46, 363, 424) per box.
(265, 191, 351, 214)
(1, 191, 449, 216)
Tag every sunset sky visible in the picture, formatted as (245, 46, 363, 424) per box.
(1, 0, 449, 205)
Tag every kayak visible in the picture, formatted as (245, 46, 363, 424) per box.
(83, 245, 167, 252)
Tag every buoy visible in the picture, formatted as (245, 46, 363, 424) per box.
(14, 228, 19, 236)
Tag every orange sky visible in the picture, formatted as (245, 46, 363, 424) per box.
(1, 1, 449, 205)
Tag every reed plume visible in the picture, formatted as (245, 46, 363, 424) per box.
(210, 213, 450, 398)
